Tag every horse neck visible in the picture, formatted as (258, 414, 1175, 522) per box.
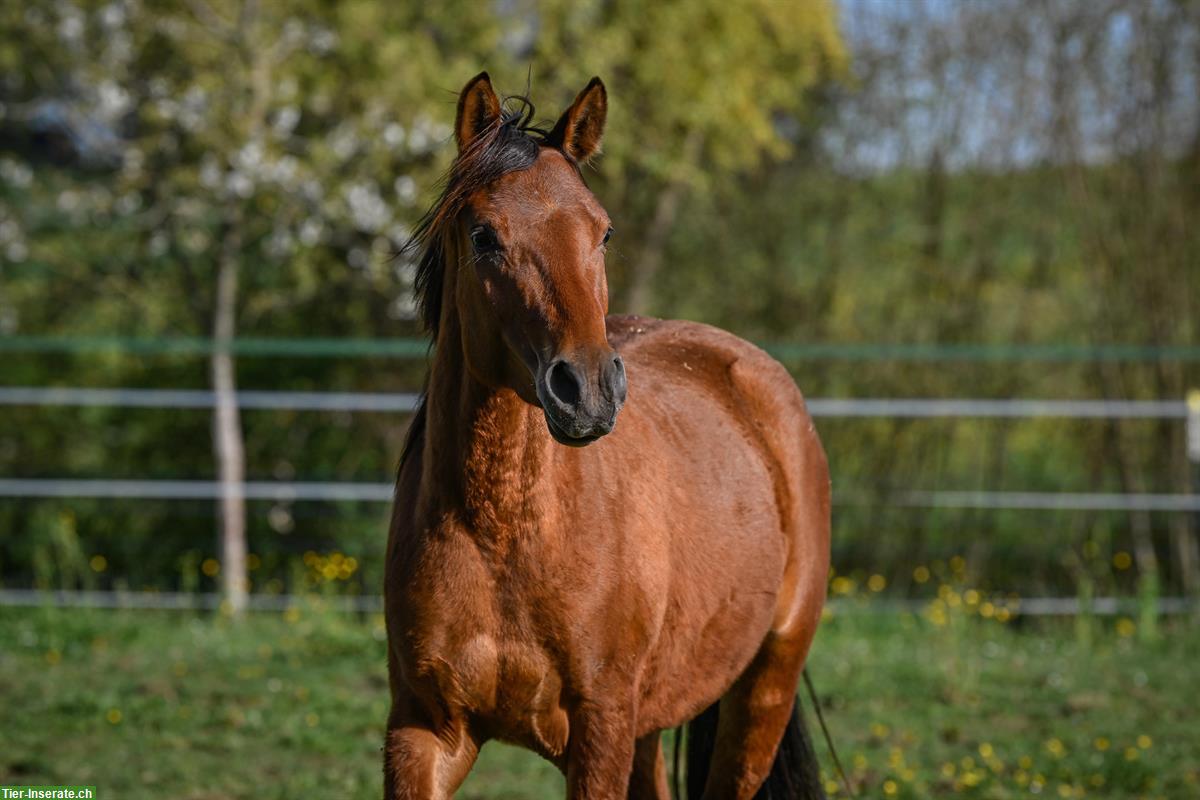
(421, 272, 551, 540)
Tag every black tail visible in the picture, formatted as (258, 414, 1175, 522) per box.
(684, 697, 826, 800)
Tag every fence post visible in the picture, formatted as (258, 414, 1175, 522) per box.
(1188, 390, 1200, 618)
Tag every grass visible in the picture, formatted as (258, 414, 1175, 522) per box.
(0, 599, 1197, 799)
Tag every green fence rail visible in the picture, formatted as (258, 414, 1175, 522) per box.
(3, 336, 1200, 362)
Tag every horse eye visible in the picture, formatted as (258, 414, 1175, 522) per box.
(470, 225, 500, 253)
(602, 227, 613, 246)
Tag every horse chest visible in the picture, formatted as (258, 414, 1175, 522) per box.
(399, 538, 574, 754)
(410, 626, 571, 756)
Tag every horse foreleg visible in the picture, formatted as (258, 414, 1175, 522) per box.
(628, 732, 670, 799)
(565, 703, 637, 799)
(383, 705, 480, 800)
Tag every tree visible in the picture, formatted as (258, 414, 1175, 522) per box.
(518, 0, 846, 314)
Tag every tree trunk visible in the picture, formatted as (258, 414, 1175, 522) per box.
(211, 224, 247, 616)
(624, 130, 703, 316)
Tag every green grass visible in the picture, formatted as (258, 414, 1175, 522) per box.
(0, 601, 1196, 799)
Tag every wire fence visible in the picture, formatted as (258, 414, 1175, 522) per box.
(3, 339, 1198, 613)
(2, 387, 1197, 512)
(4, 335, 1200, 362)
(0, 386, 1188, 418)
(1, 589, 1193, 616)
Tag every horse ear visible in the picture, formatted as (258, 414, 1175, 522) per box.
(547, 77, 607, 163)
(456, 71, 502, 151)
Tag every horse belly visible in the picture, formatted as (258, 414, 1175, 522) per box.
(636, 421, 788, 730)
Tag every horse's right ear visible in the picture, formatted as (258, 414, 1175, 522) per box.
(456, 72, 502, 151)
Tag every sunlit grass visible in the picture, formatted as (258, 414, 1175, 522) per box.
(0, 596, 1196, 798)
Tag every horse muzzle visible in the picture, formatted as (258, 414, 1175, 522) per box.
(536, 351, 626, 447)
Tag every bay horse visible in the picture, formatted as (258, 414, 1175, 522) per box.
(384, 72, 831, 799)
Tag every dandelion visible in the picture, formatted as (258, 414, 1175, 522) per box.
(201, 558, 220, 577)
(305, 712, 319, 727)
(1124, 747, 1139, 761)
(868, 574, 887, 592)
(882, 779, 898, 796)
(1116, 618, 1136, 637)
(1137, 734, 1152, 749)
(964, 589, 981, 606)
(831, 577, 855, 596)
(1094, 737, 1110, 751)
(978, 742, 994, 759)
(1045, 738, 1066, 758)
(106, 708, 122, 724)
(913, 565, 930, 583)
(950, 555, 966, 572)
(1113, 551, 1132, 570)
(89, 555, 108, 572)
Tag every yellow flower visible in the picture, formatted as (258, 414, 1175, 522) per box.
(45, 649, 61, 666)
(1018, 756, 1033, 770)
(941, 762, 956, 778)
(978, 742, 994, 759)
(913, 565, 931, 584)
(964, 589, 981, 606)
(1113, 551, 1132, 570)
(305, 712, 319, 727)
(106, 708, 122, 724)
(1116, 618, 1136, 637)
(882, 780, 898, 796)
(1093, 737, 1110, 751)
(868, 574, 887, 592)
(1124, 747, 1139, 761)
(831, 576, 855, 596)
(89, 555, 107, 572)
(1137, 734, 1152, 749)
(201, 558, 220, 577)
(950, 555, 966, 572)
(1045, 738, 1065, 758)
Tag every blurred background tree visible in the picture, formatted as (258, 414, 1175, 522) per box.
(0, 0, 1197, 610)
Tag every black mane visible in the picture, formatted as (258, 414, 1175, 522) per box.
(403, 95, 550, 336)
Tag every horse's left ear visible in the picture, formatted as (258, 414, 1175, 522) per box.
(547, 77, 607, 163)
(456, 71, 502, 151)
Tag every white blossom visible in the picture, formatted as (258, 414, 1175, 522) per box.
(393, 175, 417, 204)
(298, 218, 323, 246)
(344, 181, 390, 232)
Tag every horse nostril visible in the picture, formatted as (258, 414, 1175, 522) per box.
(609, 355, 627, 404)
(548, 360, 582, 408)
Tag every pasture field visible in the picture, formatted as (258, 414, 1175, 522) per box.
(0, 602, 1196, 799)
